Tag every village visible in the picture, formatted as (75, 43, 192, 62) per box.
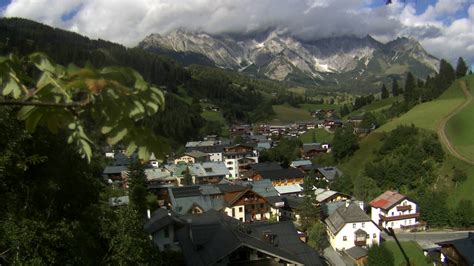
(103, 115, 472, 266)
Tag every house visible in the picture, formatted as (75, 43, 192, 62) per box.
(369, 191, 420, 230)
(279, 196, 304, 222)
(251, 168, 306, 187)
(344, 246, 368, 266)
(315, 188, 351, 204)
(223, 144, 259, 179)
(188, 162, 231, 184)
(144, 209, 324, 265)
(302, 143, 327, 158)
(167, 182, 279, 223)
(275, 184, 304, 196)
(316, 167, 343, 182)
(290, 160, 312, 168)
(173, 150, 209, 164)
(436, 232, 474, 266)
(325, 201, 380, 251)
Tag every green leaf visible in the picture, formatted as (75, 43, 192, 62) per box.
(25, 112, 43, 133)
(106, 127, 128, 145)
(129, 100, 145, 119)
(29, 53, 55, 73)
(12, 83, 21, 99)
(17, 106, 36, 120)
(79, 139, 92, 163)
(125, 141, 138, 156)
(101, 125, 114, 134)
(138, 146, 150, 160)
(2, 77, 18, 96)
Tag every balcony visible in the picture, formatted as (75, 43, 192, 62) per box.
(354, 240, 367, 247)
(396, 205, 412, 212)
(380, 213, 420, 222)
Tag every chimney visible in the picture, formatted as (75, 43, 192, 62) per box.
(358, 201, 365, 211)
(345, 200, 350, 208)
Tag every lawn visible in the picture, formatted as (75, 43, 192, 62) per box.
(346, 96, 402, 118)
(271, 104, 314, 123)
(338, 132, 385, 176)
(445, 76, 474, 162)
(299, 103, 340, 112)
(299, 128, 333, 144)
(384, 241, 431, 266)
(375, 80, 465, 133)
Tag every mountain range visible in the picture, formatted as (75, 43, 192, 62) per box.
(139, 29, 440, 90)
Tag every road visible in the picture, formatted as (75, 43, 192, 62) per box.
(382, 230, 470, 244)
(437, 80, 474, 165)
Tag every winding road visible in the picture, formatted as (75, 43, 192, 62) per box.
(437, 80, 474, 165)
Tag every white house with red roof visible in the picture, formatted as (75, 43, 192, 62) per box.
(369, 191, 420, 230)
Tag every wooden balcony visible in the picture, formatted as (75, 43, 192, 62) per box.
(396, 205, 412, 211)
(354, 240, 367, 247)
(380, 213, 419, 222)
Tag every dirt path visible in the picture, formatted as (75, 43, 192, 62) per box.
(437, 80, 474, 165)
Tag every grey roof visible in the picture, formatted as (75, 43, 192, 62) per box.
(281, 196, 303, 210)
(249, 221, 324, 266)
(186, 144, 225, 154)
(108, 196, 129, 207)
(190, 162, 230, 177)
(345, 246, 368, 260)
(290, 160, 312, 168)
(242, 179, 279, 197)
(144, 208, 184, 234)
(169, 187, 225, 215)
(183, 150, 209, 159)
(103, 165, 127, 175)
(258, 168, 305, 181)
(145, 168, 173, 181)
(249, 162, 283, 172)
(322, 201, 346, 217)
(303, 143, 322, 153)
(175, 210, 308, 266)
(325, 203, 372, 235)
(318, 167, 343, 181)
(437, 232, 474, 265)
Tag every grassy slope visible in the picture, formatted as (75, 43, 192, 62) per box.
(384, 241, 431, 266)
(299, 128, 333, 144)
(271, 104, 314, 124)
(445, 76, 474, 161)
(346, 96, 403, 117)
(339, 76, 474, 206)
(375, 82, 465, 132)
(300, 103, 340, 111)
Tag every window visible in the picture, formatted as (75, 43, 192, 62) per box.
(239, 218, 243, 222)
(164, 227, 169, 238)
(239, 207, 243, 213)
(232, 208, 235, 217)
(391, 212, 394, 215)
(260, 203, 264, 209)
(373, 233, 377, 238)
(353, 223, 356, 228)
(362, 222, 365, 228)
(343, 236, 347, 241)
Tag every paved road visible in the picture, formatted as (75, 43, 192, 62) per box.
(437, 80, 474, 165)
(382, 230, 470, 243)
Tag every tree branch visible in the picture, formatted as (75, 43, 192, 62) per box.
(0, 99, 89, 108)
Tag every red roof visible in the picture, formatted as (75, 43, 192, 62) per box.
(369, 191, 406, 210)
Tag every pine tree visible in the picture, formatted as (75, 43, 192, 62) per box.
(183, 166, 193, 185)
(403, 72, 416, 103)
(391, 78, 399, 96)
(298, 171, 321, 231)
(455, 57, 468, 78)
(128, 161, 148, 216)
(381, 84, 389, 99)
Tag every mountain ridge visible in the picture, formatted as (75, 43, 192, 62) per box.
(139, 29, 439, 91)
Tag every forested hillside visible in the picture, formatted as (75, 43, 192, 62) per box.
(0, 18, 279, 146)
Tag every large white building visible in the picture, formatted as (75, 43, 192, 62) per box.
(325, 202, 380, 251)
(369, 191, 420, 230)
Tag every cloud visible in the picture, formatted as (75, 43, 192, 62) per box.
(2, 0, 473, 66)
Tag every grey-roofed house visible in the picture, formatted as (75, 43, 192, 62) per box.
(290, 160, 312, 168)
(325, 201, 380, 251)
(317, 166, 343, 182)
(315, 188, 351, 203)
(437, 232, 474, 266)
(144, 209, 324, 265)
(302, 143, 327, 158)
(108, 196, 129, 207)
(189, 162, 231, 184)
